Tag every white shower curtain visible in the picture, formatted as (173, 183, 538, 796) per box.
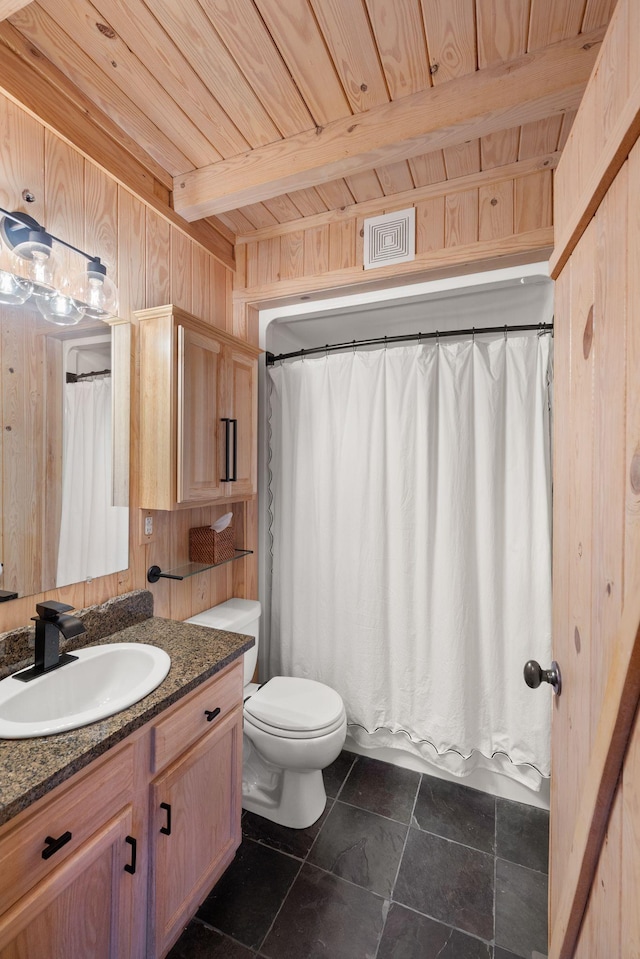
(56, 377, 128, 588)
(268, 334, 553, 788)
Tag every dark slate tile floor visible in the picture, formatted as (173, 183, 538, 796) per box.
(167, 752, 549, 959)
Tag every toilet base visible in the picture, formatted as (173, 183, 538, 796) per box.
(242, 744, 327, 828)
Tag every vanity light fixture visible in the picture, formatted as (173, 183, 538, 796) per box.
(0, 206, 119, 322)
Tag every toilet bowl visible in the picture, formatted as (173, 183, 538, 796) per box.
(186, 600, 347, 828)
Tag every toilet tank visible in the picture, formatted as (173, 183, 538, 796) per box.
(186, 599, 261, 687)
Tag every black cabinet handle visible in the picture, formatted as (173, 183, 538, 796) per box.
(220, 418, 231, 482)
(42, 831, 72, 860)
(230, 418, 238, 482)
(124, 835, 137, 874)
(205, 707, 221, 722)
(160, 802, 172, 836)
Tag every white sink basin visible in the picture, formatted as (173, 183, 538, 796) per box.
(0, 643, 171, 739)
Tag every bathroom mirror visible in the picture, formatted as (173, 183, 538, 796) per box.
(0, 301, 130, 598)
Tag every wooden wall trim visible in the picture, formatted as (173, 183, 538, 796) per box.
(550, 0, 640, 277)
(550, 84, 640, 277)
(0, 22, 235, 271)
(549, 591, 640, 959)
(236, 154, 560, 245)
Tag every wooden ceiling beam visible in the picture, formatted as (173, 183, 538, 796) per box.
(173, 29, 604, 221)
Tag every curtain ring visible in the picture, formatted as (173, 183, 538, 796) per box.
(352, 339, 357, 354)
(504, 325, 508, 341)
(472, 327, 475, 342)
(436, 330, 439, 346)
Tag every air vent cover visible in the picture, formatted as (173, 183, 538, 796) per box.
(363, 207, 415, 270)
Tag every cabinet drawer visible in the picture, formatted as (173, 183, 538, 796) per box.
(151, 661, 243, 773)
(0, 742, 134, 914)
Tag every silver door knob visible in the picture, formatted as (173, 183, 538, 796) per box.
(524, 660, 562, 695)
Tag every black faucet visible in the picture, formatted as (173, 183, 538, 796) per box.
(13, 601, 86, 683)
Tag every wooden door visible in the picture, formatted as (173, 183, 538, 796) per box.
(148, 708, 242, 959)
(546, 1, 640, 954)
(177, 324, 225, 505)
(0, 806, 135, 959)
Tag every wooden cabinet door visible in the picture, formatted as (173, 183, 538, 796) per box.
(177, 325, 225, 505)
(0, 806, 135, 959)
(148, 708, 242, 959)
(221, 346, 258, 499)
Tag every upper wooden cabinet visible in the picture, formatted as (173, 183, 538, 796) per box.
(137, 305, 260, 510)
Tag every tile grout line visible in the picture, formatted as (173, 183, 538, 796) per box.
(370, 771, 424, 959)
(493, 795, 498, 949)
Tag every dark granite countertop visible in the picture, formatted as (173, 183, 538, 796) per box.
(0, 616, 253, 827)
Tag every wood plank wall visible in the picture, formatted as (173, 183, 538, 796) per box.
(234, 159, 555, 303)
(0, 90, 255, 636)
(550, 0, 640, 953)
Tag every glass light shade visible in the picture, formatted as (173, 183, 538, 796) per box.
(0, 245, 33, 305)
(36, 291, 83, 326)
(72, 263, 119, 320)
(25, 249, 58, 298)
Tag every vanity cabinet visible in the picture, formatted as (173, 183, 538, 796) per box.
(137, 304, 260, 510)
(0, 659, 244, 959)
(0, 744, 138, 958)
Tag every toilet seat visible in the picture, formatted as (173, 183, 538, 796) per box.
(244, 676, 346, 739)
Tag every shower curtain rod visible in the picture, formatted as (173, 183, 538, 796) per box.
(265, 322, 553, 366)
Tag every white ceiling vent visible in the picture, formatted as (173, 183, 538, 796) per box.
(363, 207, 415, 270)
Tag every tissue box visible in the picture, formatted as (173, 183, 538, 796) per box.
(189, 523, 235, 564)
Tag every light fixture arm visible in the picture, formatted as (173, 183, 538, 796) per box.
(0, 205, 103, 270)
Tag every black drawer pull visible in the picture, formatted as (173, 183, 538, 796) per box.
(205, 707, 221, 722)
(160, 802, 172, 836)
(42, 831, 72, 860)
(124, 835, 137, 874)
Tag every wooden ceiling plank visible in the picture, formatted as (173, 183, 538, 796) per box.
(375, 160, 415, 195)
(364, 0, 431, 99)
(409, 151, 447, 187)
(235, 152, 559, 244)
(476, 0, 530, 69)
(216, 209, 256, 236)
(0, 25, 234, 267)
(173, 31, 602, 220)
(262, 194, 306, 224)
(252, 0, 351, 127)
(197, 0, 313, 137)
(443, 139, 481, 178)
(345, 169, 384, 202)
(518, 115, 564, 159)
(314, 178, 356, 211)
(0, 18, 173, 186)
(7, 5, 190, 178)
(34, 0, 218, 170)
(420, 0, 477, 85)
(528, 0, 587, 51)
(240, 203, 280, 230)
(85, 0, 249, 158)
(143, 0, 281, 148)
(288, 188, 329, 217)
(0, 0, 30, 19)
(308, 0, 390, 111)
(480, 127, 521, 169)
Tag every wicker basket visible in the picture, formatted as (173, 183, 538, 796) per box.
(189, 522, 235, 564)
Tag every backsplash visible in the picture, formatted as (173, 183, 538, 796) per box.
(0, 590, 154, 678)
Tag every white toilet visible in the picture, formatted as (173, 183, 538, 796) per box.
(186, 599, 347, 829)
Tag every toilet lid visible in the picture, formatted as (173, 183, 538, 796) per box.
(243, 677, 345, 734)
